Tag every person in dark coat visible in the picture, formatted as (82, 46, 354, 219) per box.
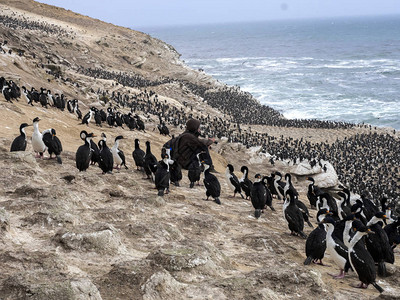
(164, 119, 215, 186)
(177, 119, 214, 168)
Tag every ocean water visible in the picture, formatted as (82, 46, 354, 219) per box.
(141, 16, 400, 129)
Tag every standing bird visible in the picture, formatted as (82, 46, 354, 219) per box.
(250, 174, 266, 218)
(273, 172, 285, 200)
(284, 174, 312, 227)
(304, 208, 332, 265)
(155, 151, 173, 197)
(111, 136, 128, 170)
(317, 192, 339, 218)
(76, 131, 95, 171)
(225, 164, 244, 198)
(31, 117, 47, 158)
(203, 162, 221, 205)
(143, 141, 158, 181)
(42, 128, 63, 164)
(94, 110, 102, 127)
(321, 216, 352, 279)
(365, 212, 393, 277)
(283, 173, 299, 200)
(10, 123, 31, 151)
(135, 115, 145, 132)
(239, 166, 253, 200)
(90, 138, 100, 166)
(21, 86, 33, 106)
(82, 109, 94, 126)
(98, 134, 113, 174)
(307, 177, 322, 208)
(348, 222, 384, 293)
(74, 100, 82, 119)
(360, 194, 380, 222)
(337, 191, 352, 220)
(188, 153, 202, 188)
(284, 189, 307, 238)
(261, 176, 275, 211)
(38, 88, 48, 108)
(132, 139, 145, 171)
(384, 218, 400, 249)
(67, 100, 74, 113)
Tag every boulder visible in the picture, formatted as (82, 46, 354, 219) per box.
(53, 223, 123, 254)
(146, 240, 231, 282)
(291, 161, 338, 188)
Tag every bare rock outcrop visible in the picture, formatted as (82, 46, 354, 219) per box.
(53, 223, 124, 254)
(0, 208, 10, 233)
(146, 240, 231, 282)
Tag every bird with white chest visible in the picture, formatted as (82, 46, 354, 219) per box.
(225, 164, 244, 198)
(31, 117, 47, 158)
(112, 135, 128, 170)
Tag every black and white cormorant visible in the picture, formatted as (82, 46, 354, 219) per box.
(89, 138, 100, 166)
(284, 189, 307, 238)
(316, 192, 338, 218)
(261, 176, 274, 211)
(188, 152, 202, 188)
(320, 216, 351, 279)
(384, 217, 400, 249)
(74, 100, 82, 119)
(337, 191, 352, 220)
(32, 117, 46, 158)
(225, 164, 244, 198)
(38, 88, 47, 108)
(239, 166, 253, 200)
(94, 109, 102, 127)
(98, 134, 113, 174)
(348, 222, 384, 293)
(144, 141, 158, 181)
(155, 151, 173, 197)
(76, 131, 95, 171)
(365, 212, 393, 277)
(307, 177, 322, 208)
(135, 115, 145, 132)
(132, 138, 145, 171)
(250, 174, 266, 218)
(203, 161, 221, 205)
(361, 194, 380, 222)
(67, 100, 73, 113)
(82, 110, 94, 126)
(21, 86, 33, 106)
(111, 135, 128, 170)
(332, 213, 356, 243)
(304, 208, 332, 265)
(42, 128, 63, 164)
(283, 173, 299, 200)
(273, 172, 285, 200)
(10, 123, 31, 152)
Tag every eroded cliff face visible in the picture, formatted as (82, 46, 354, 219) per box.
(1, 0, 212, 80)
(1, 1, 400, 299)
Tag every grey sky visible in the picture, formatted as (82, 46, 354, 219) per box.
(37, 0, 400, 28)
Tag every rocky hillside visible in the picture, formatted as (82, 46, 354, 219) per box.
(0, 1, 400, 299)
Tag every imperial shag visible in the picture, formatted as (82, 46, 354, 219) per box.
(10, 123, 31, 152)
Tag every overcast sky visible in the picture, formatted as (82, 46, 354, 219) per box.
(37, 0, 400, 28)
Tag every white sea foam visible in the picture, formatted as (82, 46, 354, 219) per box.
(151, 17, 400, 129)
